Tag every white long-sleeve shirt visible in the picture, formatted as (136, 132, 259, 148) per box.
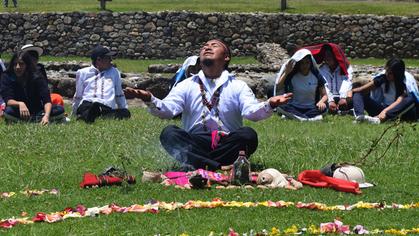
(320, 64, 353, 100)
(147, 70, 273, 133)
(72, 65, 128, 114)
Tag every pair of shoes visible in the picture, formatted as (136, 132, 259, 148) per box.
(276, 107, 306, 121)
(307, 115, 323, 121)
(354, 115, 380, 124)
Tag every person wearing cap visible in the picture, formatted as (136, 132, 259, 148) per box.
(275, 49, 329, 121)
(20, 44, 47, 80)
(349, 58, 418, 124)
(124, 39, 292, 171)
(72, 45, 130, 123)
(0, 51, 64, 124)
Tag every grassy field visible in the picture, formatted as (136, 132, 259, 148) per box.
(1, 0, 419, 15)
(0, 108, 418, 234)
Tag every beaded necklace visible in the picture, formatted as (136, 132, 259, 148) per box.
(93, 72, 105, 99)
(198, 79, 224, 131)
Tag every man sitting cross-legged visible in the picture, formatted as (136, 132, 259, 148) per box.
(124, 39, 292, 171)
(72, 45, 130, 123)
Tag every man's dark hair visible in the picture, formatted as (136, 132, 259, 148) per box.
(213, 39, 231, 70)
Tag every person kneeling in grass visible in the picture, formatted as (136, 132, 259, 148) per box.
(0, 51, 64, 125)
(275, 49, 329, 121)
(349, 58, 418, 124)
(124, 39, 292, 171)
(72, 45, 130, 123)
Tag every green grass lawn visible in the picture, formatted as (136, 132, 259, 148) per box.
(1, 0, 419, 15)
(0, 109, 417, 234)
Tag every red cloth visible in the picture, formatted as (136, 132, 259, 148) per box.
(80, 172, 135, 188)
(50, 93, 64, 107)
(303, 43, 350, 76)
(298, 170, 361, 194)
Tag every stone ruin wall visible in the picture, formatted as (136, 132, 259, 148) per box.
(1, 11, 418, 59)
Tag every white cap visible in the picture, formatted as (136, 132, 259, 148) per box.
(21, 44, 43, 56)
(333, 165, 374, 188)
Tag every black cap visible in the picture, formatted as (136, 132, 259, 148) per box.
(91, 45, 117, 61)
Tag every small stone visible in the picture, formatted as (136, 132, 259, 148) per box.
(144, 22, 156, 32)
(208, 16, 218, 24)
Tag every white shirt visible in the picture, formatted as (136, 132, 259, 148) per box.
(320, 64, 352, 100)
(147, 70, 273, 133)
(289, 71, 319, 109)
(72, 65, 128, 114)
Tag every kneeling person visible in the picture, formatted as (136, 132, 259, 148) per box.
(72, 45, 130, 123)
(124, 39, 292, 171)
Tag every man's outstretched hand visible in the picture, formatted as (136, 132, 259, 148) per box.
(269, 93, 293, 108)
(124, 87, 152, 102)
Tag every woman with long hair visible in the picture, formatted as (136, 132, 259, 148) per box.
(0, 51, 64, 124)
(349, 58, 418, 124)
(275, 49, 329, 121)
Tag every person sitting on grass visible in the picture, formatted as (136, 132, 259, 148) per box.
(72, 45, 130, 123)
(349, 58, 418, 124)
(124, 39, 292, 171)
(275, 49, 329, 121)
(305, 43, 353, 114)
(0, 51, 64, 125)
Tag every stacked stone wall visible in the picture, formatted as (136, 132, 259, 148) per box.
(1, 11, 418, 58)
